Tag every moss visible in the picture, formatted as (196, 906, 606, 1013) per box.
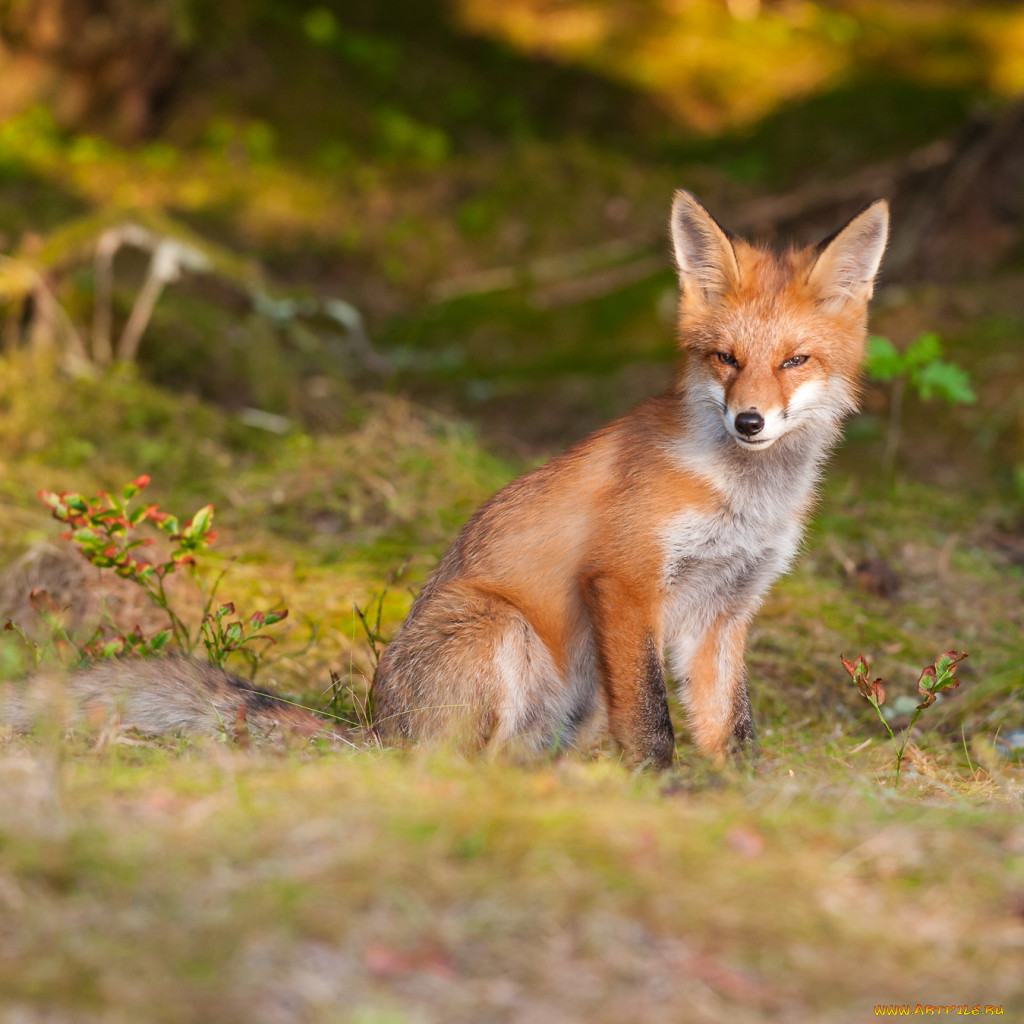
(0, 750, 1021, 1021)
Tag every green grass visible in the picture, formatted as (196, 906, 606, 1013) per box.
(0, 743, 1020, 1023)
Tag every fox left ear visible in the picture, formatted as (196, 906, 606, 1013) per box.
(807, 200, 889, 310)
(670, 190, 741, 304)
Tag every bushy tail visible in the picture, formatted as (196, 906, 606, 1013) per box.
(1, 654, 351, 744)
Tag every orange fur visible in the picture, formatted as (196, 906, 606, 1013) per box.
(374, 192, 889, 768)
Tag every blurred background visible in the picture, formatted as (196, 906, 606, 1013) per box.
(0, 0, 1021, 446)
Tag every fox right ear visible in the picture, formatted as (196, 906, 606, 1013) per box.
(670, 190, 741, 304)
(807, 199, 889, 311)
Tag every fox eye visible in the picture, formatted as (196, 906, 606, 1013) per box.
(782, 354, 809, 368)
(714, 352, 739, 368)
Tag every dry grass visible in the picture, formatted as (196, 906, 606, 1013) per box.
(0, 738, 1021, 1024)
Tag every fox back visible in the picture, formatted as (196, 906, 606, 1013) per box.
(373, 192, 889, 767)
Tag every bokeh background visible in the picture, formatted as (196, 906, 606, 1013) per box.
(0, 0, 1022, 452)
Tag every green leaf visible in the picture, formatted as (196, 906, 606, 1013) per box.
(102, 638, 125, 658)
(120, 474, 151, 502)
(186, 504, 214, 541)
(932, 650, 967, 691)
(156, 514, 180, 535)
(934, 650, 964, 676)
(910, 359, 977, 405)
(148, 630, 172, 652)
(865, 336, 904, 381)
(902, 331, 943, 369)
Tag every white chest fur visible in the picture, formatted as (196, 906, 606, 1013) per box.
(659, 468, 812, 682)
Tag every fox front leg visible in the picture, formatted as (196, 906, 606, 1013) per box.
(680, 614, 758, 762)
(581, 575, 675, 769)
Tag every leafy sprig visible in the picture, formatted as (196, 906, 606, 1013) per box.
(36, 475, 287, 667)
(842, 649, 966, 781)
(867, 333, 976, 406)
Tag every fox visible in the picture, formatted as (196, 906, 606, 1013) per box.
(371, 191, 889, 768)
(0, 193, 887, 763)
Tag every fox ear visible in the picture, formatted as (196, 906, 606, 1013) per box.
(670, 190, 741, 303)
(807, 200, 889, 310)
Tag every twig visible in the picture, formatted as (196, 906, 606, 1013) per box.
(116, 234, 211, 362)
(91, 228, 119, 365)
(881, 376, 905, 479)
(0, 255, 91, 373)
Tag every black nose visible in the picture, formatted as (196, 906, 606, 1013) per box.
(734, 410, 764, 437)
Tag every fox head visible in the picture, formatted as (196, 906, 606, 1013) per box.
(670, 191, 889, 451)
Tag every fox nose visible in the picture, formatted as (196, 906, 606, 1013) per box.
(734, 410, 765, 437)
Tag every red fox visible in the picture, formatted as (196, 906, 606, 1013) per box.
(372, 191, 889, 768)
(1, 193, 887, 764)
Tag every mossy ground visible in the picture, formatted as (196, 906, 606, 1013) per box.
(0, 743, 1021, 1023)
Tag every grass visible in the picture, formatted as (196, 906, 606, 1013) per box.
(0, 742, 1020, 1023)
(3, 178, 1024, 1015)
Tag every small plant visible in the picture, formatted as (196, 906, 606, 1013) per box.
(866, 332, 976, 474)
(200, 602, 288, 669)
(36, 475, 288, 668)
(2, 588, 113, 669)
(842, 649, 967, 781)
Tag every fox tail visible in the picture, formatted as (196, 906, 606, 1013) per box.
(0, 654, 353, 745)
